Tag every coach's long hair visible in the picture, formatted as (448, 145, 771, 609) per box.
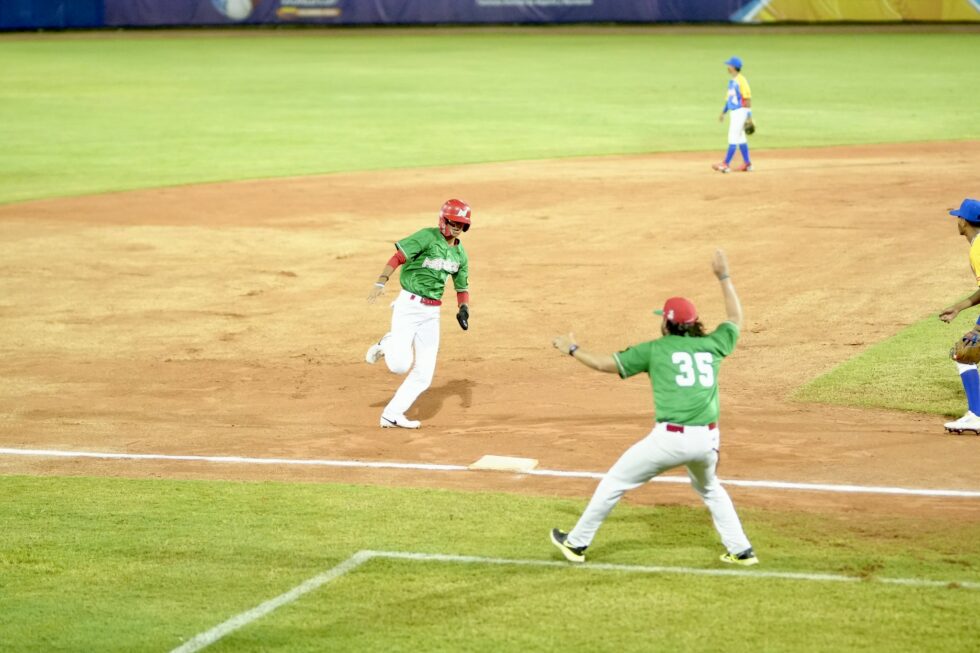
(665, 319, 707, 338)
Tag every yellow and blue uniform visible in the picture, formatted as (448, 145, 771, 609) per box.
(718, 56, 752, 170)
(948, 199, 980, 427)
(725, 73, 751, 112)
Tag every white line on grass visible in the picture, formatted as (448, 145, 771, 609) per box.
(169, 551, 373, 653)
(366, 550, 980, 590)
(170, 549, 980, 652)
(2, 446, 979, 498)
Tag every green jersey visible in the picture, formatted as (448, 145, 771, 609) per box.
(612, 322, 739, 426)
(395, 227, 469, 300)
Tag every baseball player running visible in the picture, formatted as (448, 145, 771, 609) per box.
(939, 198, 980, 433)
(712, 56, 753, 174)
(549, 250, 757, 566)
(364, 199, 472, 429)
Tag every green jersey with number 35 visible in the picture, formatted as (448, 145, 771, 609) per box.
(395, 227, 469, 301)
(613, 322, 739, 426)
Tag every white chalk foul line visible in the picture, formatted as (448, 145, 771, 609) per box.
(2, 447, 979, 498)
(170, 549, 979, 652)
(0, 447, 468, 472)
(367, 550, 980, 590)
(170, 551, 373, 653)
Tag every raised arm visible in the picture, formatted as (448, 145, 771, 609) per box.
(553, 333, 619, 374)
(712, 249, 743, 330)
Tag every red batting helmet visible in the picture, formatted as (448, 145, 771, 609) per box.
(439, 199, 471, 237)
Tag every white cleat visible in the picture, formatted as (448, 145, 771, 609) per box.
(365, 342, 384, 365)
(380, 414, 421, 429)
(944, 411, 980, 434)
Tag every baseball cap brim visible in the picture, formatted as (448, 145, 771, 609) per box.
(951, 209, 980, 222)
(949, 199, 980, 223)
(654, 308, 697, 321)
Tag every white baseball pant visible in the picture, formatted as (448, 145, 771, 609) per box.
(380, 289, 441, 418)
(727, 107, 750, 145)
(567, 422, 752, 555)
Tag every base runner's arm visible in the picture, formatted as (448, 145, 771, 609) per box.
(367, 251, 407, 303)
(552, 333, 618, 374)
(712, 249, 743, 330)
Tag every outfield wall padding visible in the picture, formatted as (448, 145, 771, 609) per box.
(2, 0, 978, 30)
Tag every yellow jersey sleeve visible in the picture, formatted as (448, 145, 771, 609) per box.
(737, 74, 751, 100)
(969, 238, 980, 286)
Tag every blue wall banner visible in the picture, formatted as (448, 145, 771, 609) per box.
(3, 0, 977, 30)
(103, 0, 754, 26)
(1, 0, 102, 30)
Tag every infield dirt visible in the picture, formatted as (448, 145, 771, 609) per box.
(1, 141, 978, 520)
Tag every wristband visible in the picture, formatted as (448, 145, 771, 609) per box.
(568, 344, 579, 356)
(719, 274, 730, 281)
(374, 282, 385, 288)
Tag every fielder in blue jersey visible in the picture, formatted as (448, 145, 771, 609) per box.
(712, 56, 753, 174)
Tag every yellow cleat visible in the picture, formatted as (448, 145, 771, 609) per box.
(720, 548, 759, 566)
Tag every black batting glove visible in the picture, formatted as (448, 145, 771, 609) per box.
(456, 305, 469, 331)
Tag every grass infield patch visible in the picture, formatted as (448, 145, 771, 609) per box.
(1, 475, 978, 651)
(795, 310, 978, 416)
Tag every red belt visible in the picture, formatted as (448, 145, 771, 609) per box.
(408, 294, 441, 306)
(664, 422, 716, 433)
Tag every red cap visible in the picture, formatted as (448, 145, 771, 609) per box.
(654, 297, 698, 325)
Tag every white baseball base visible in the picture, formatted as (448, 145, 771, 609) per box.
(469, 455, 539, 473)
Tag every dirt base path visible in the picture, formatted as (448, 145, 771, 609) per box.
(1, 141, 978, 517)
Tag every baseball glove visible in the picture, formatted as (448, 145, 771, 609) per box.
(952, 330, 980, 364)
(744, 118, 756, 136)
(456, 305, 469, 331)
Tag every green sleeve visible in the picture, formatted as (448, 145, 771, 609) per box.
(707, 322, 740, 358)
(452, 249, 469, 292)
(395, 228, 435, 261)
(612, 341, 654, 379)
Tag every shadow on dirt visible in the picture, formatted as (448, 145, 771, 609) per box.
(410, 378, 475, 420)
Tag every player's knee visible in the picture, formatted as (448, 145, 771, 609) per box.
(691, 481, 716, 497)
(385, 357, 412, 375)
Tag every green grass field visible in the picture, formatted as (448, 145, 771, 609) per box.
(1, 30, 978, 204)
(3, 27, 980, 651)
(2, 476, 978, 652)
(795, 309, 980, 416)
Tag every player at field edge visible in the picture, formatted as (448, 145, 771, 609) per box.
(938, 198, 980, 433)
(364, 200, 471, 429)
(712, 56, 753, 174)
(549, 249, 757, 566)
